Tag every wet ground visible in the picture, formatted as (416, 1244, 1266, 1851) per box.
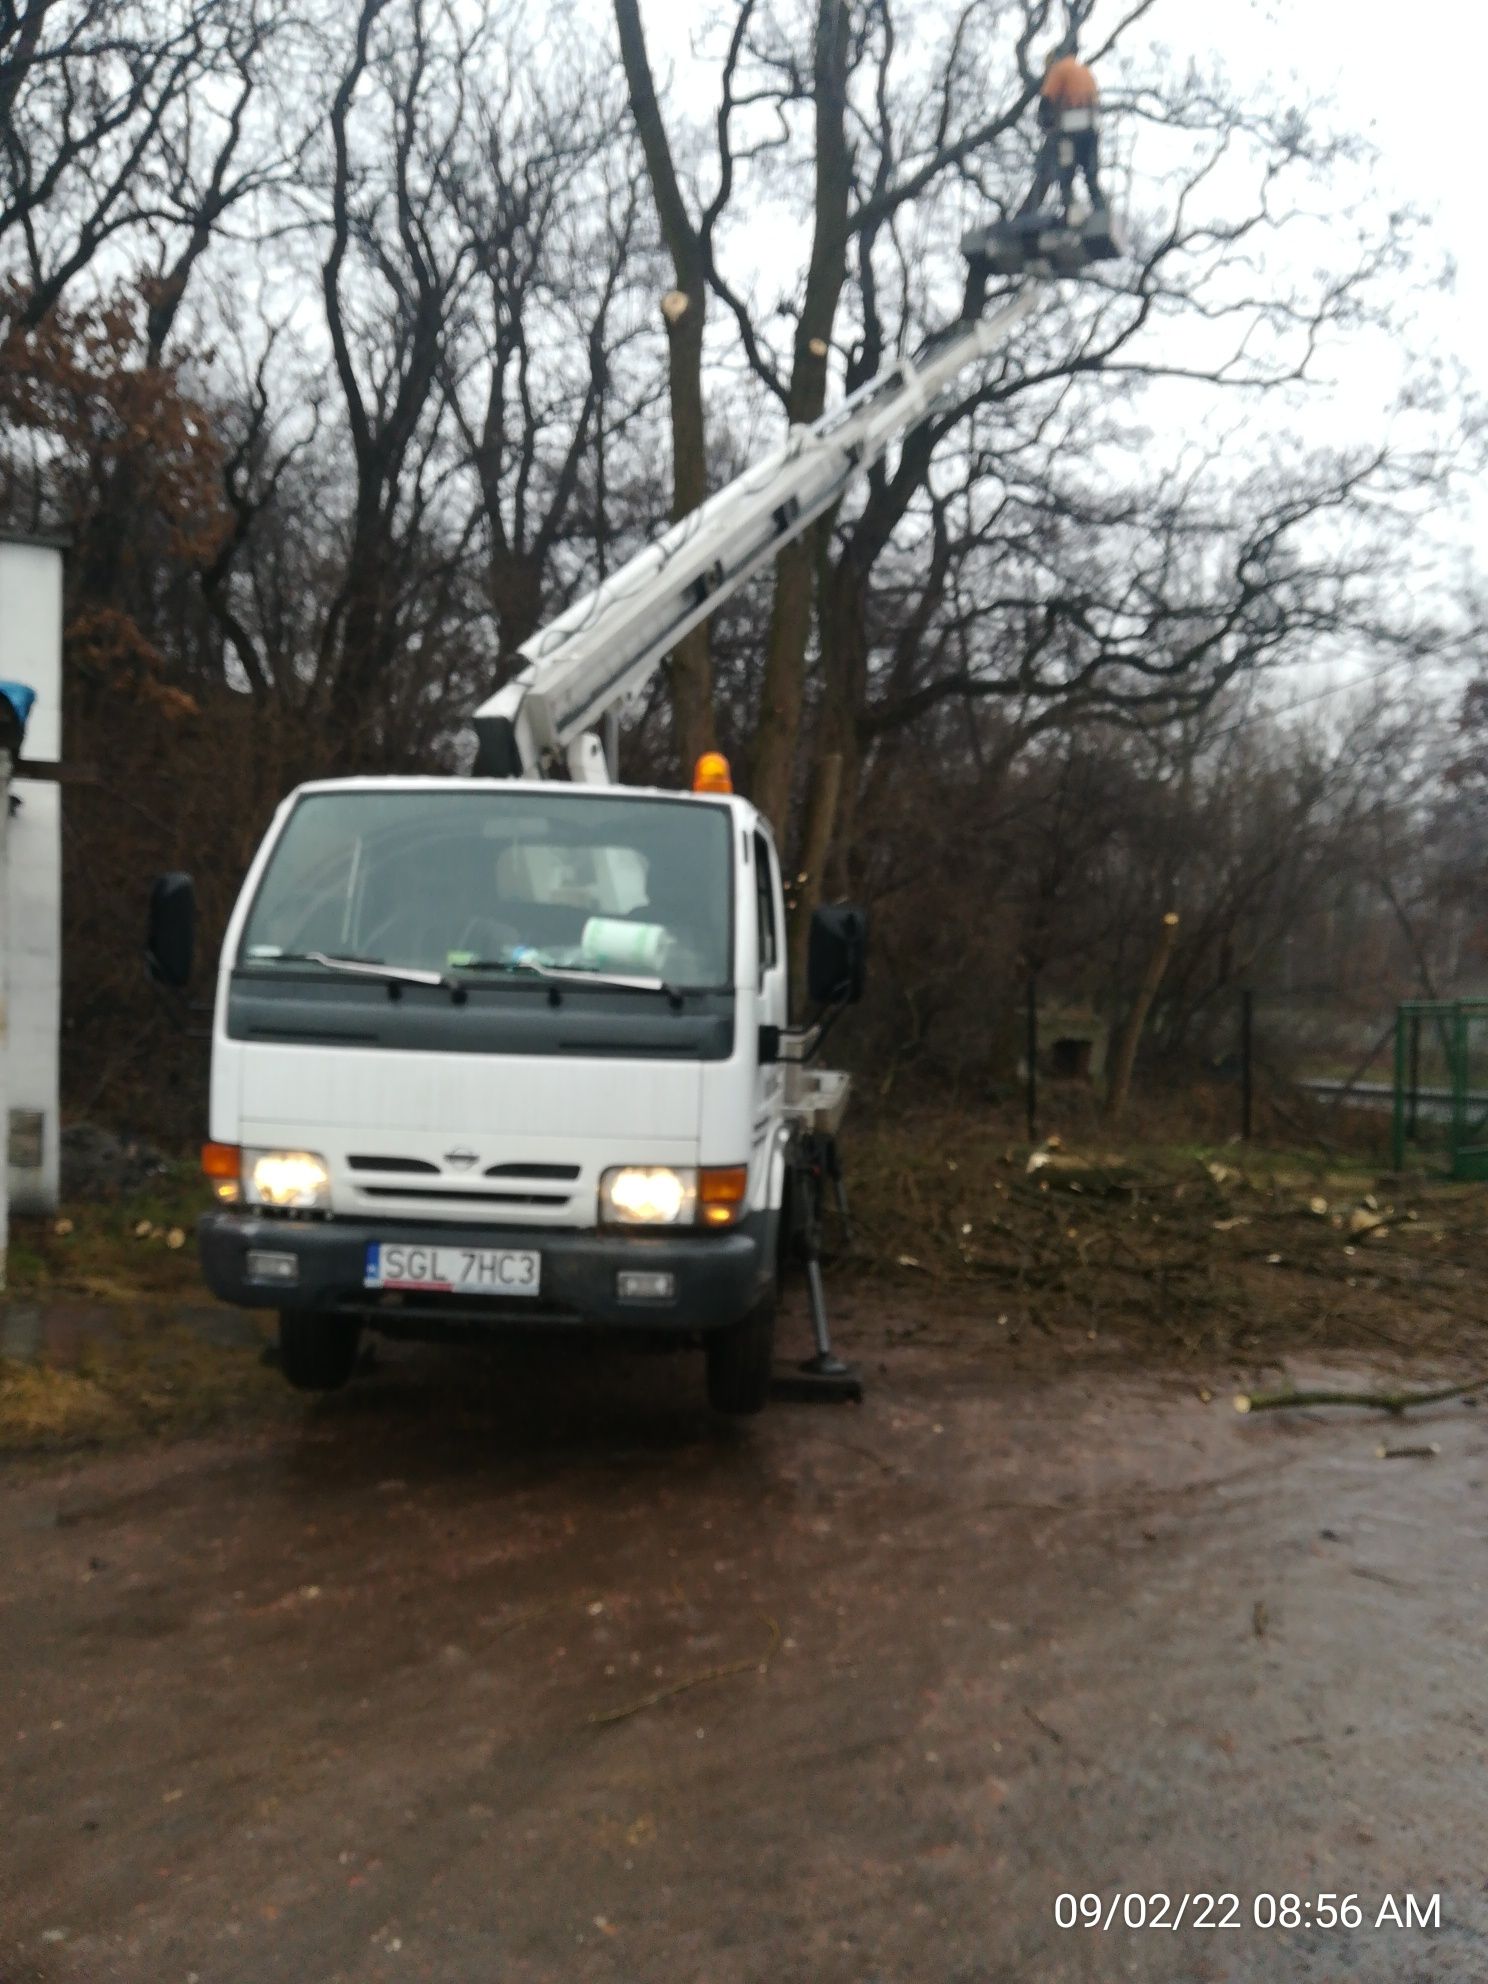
(2, 1304, 1485, 1984)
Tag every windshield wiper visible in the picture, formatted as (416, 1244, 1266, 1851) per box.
(460, 957, 685, 1010)
(244, 950, 458, 991)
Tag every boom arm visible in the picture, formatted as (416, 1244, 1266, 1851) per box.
(472, 288, 1042, 783)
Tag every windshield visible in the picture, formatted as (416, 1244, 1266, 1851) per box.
(239, 789, 734, 990)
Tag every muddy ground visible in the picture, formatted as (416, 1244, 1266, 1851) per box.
(3, 1289, 1486, 1984)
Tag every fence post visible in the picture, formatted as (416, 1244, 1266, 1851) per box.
(1391, 1007, 1406, 1173)
(1025, 974, 1038, 1146)
(1407, 1011, 1421, 1144)
(1240, 987, 1254, 1142)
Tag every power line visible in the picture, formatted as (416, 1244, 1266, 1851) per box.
(1206, 652, 1455, 741)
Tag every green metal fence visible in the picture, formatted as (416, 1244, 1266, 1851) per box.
(1393, 1001, 1488, 1179)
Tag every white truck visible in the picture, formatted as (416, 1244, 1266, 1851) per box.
(151, 272, 1068, 1413)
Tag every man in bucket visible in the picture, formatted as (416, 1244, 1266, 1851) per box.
(1020, 42, 1106, 221)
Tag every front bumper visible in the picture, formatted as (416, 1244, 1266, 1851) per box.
(198, 1211, 773, 1334)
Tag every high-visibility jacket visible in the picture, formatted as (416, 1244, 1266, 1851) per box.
(1042, 56, 1099, 111)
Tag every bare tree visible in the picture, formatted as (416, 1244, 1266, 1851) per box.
(0, 0, 283, 330)
(612, 0, 755, 770)
(442, 28, 656, 668)
(309, 0, 475, 760)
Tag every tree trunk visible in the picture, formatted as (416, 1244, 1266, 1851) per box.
(747, 0, 852, 836)
(1104, 912, 1180, 1126)
(614, 0, 717, 777)
(814, 547, 869, 895)
(489, 549, 545, 675)
(659, 288, 716, 771)
(786, 750, 842, 1020)
(323, 521, 395, 767)
(751, 545, 818, 833)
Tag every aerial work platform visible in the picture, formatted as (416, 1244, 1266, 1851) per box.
(961, 208, 1125, 279)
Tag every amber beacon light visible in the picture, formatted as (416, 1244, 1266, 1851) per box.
(692, 752, 733, 794)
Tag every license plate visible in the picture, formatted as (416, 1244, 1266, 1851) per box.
(364, 1242, 541, 1297)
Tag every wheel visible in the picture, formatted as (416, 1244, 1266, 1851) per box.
(705, 1291, 776, 1415)
(277, 1311, 362, 1392)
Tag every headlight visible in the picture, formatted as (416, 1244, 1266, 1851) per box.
(598, 1164, 748, 1228)
(244, 1149, 331, 1210)
(600, 1166, 695, 1226)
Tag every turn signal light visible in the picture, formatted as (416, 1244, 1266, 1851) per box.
(693, 752, 733, 794)
(699, 1165, 748, 1227)
(201, 1141, 241, 1204)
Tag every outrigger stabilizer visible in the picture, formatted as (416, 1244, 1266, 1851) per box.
(770, 1130, 861, 1405)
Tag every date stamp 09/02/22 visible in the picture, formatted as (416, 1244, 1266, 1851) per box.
(1055, 1893, 1442, 1934)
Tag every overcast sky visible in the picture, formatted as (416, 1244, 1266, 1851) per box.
(1193, 2, 1484, 321)
(1227, 0, 1486, 322)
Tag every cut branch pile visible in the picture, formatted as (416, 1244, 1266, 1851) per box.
(845, 1119, 1487, 1364)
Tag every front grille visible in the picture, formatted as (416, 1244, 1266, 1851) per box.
(483, 1162, 580, 1180)
(346, 1156, 581, 1183)
(356, 1186, 572, 1207)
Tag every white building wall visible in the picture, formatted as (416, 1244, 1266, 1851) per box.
(1, 537, 64, 1214)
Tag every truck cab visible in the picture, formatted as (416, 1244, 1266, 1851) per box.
(189, 770, 814, 1411)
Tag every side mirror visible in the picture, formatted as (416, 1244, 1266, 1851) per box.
(147, 872, 196, 989)
(807, 903, 868, 1006)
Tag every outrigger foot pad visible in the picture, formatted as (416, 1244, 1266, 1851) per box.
(770, 1357, 865, 1405)
(778, 1132, 864, 1402)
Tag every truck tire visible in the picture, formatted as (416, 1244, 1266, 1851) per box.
(277, 1312, 362, 1392)
(705, 1292, 776, 1415)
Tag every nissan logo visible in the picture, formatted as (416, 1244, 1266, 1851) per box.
(444, 1148, 478, 1170)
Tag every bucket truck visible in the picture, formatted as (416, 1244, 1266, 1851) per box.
(153, 229, 1113, 1416)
